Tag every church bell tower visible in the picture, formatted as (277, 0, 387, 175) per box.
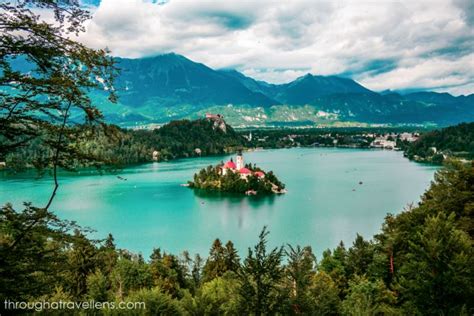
(236, 150, 244, 170)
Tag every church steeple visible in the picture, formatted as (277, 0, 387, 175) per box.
(236, 150, 244, 170)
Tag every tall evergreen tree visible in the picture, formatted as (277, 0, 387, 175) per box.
(224, 240, 241, 273)
(319, 241, 348, 297)
(284, 245, 317, 314)
(67, 230, 99, 298)
(202, 238, 227, 282)
(346, 234, 374, 276)
(192, 254, 204, 288)
(396, 212, 473, 314)
(239, 227, 284, 315)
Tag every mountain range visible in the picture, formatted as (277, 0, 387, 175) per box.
(13, 53, 474, 127)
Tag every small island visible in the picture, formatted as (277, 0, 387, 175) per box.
(188, 151, 286, 195)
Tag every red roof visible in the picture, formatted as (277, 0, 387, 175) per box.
(223, 161, 236, 169)
(254, 171, 265, 177)
(239, 167, 251, 174)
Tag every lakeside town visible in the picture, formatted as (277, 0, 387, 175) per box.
(243, 129, 420, 150)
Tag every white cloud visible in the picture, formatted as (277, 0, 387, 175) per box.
(359, 54, 474, 93)
(78, 0, 474, 95)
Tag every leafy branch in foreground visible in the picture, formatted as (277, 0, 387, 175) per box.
(0, 0, 117, 266)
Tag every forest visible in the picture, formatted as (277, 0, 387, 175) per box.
(1, 161, 473, 314)
(400, 122, 474, 163)
(3, 119, 247, 171)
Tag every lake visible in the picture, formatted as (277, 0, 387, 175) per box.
(0, 148, 437, 258)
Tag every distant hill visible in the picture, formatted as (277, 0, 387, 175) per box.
(217, 69, 279, 98)
(218, 70, 374, 104)
(273, 73, 374, 105)
(309, 92, 474, 125)
(7, 53, 474, 127)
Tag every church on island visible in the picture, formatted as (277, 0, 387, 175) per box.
(188, 150, 286, 195)
(221, 151, 265, 180)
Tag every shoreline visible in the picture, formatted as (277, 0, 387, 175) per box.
(0, 145, 444, 177)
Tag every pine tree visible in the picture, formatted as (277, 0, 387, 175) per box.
(239, 227, 284, 315)
(396, 212, 474, 314)
(319, 241, 348, 297)
(284, 245, 317, 313)
(224, 240, 241, 273)
(202, 239, 227, 282)
(346, 234, 374, 276)
(192, 254, 204, 288)
(67, 230, 99, 298)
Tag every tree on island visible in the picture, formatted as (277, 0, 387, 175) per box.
(189, 163, 285, 195)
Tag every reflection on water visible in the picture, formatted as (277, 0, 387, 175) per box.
(193, 189, 276, 206)
(192, 189, 277, 228)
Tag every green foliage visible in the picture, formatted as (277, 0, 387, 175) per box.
(239, 227, 284, 315)
(87, 269, 109, 302)
(319, 242, 349, 296)
(5, 118, 247, 170)
(309, 272, 341, 315)
(111, 256, 153, 300)
(185, 273, 241, 315)
(375, 161, 474, 314)
(346, 234, 375, 277)
(397, 212, 473, 315)
(190, 163, 285, 195)
(202, 239, 240, 282)
(0, 0, 117, 170)
(284, 245, 317, 314)
(149, 248, 187, 298)
(341, 275, 398, 316)
(403, 122, 474, 163)
(0, 203, 76, 300)
(419, 161, 474, 236)
(66, 230, 100, 298)
(111, 287, 183, 316)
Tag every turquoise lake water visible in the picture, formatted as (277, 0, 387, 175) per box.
(0, 148, 437, 258)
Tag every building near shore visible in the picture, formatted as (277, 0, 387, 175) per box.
(221, 151, 265, 180)
(370, 138, 397, 149)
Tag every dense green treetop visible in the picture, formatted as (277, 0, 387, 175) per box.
(402, 122, 474, 163)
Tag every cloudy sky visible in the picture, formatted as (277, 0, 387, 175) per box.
(78, 0, 474, 95)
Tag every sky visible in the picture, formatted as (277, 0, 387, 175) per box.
(77, 0, 474, 95)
